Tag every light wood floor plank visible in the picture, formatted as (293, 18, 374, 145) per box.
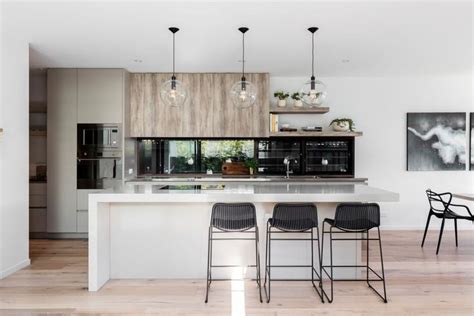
(0, 230, 472, 315)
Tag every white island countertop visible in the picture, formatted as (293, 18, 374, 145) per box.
(91, 182, 399, 204)
(88, 182, 399, 291)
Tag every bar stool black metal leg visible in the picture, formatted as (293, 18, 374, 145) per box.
(454, 218, 458, 247)
(320, 222, 334, 303)
(366, 230, 369, 287)
(421, 212, 432, 248)
(378, 227, 388, 303)
(255, 227, 263, 303)
(205, 226, 212, 303)
(316, 227, 323, 294)
(366, 227, 388, 303)
(310, 227, 324, 302)
(263, 222, 271, 303)
(436, 216, 446, 255)
(329, 226, 334, 303)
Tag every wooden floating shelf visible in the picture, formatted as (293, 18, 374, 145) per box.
(269, 131, 363, 137)
(269, 107, 329, 114)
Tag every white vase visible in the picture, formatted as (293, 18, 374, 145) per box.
(331, 121, 350, 132)
(277, 99, 287, 107)
(293, 99, 304, 108)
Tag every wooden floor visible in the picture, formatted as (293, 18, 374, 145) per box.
(0, 230, 473, 315)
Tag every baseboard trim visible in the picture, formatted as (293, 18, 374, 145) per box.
(0, 258, 31, 279)
(46, 233, 88, 239)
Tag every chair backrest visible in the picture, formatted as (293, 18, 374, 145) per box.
(426, 189, 452, 214)
(334, 203, 380, 231)
(211, 203, 256, 231)
(272, 203, 318, 231)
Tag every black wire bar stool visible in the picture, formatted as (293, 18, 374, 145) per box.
(263, 203, 323, 303)
(205, 203, 262, 303)
(422, 189, 474, 255)
(321, 203, 387, 303)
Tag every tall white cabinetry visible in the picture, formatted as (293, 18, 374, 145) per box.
(47, 68, 126, 235)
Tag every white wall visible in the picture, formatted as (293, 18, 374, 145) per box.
(0, 16, 31, 277)
(271, 75, 474, 229)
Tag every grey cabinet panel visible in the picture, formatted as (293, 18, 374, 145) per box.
(78, 69, 123, 123)
(128, 73, 269, 138)
(47, 69, 77, 233)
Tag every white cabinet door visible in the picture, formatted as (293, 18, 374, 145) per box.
(47, 69, 78, 233)
(77, 69, 123, 124)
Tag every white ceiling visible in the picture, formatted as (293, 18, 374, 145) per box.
(2, 0, 473, 76)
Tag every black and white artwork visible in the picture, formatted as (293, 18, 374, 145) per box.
(407, 112, 466, 171)
(470, 113, 474, 170)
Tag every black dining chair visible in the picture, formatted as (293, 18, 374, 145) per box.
(205, 203, 262, 303)
(421, 189, 474, 254)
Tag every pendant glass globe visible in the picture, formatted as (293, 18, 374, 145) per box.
(230, 80, 257, 108)
(299, 79, 327, 107)
(160, 79, 188, 107)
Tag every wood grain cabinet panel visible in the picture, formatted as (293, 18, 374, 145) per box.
(128, 73, 269, 138)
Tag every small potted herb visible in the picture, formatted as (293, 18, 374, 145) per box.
(291, 92, 304, 108)
(244, 158, 258, 175)
(330, 118, 355, 132)
(274, 90, 290, 107)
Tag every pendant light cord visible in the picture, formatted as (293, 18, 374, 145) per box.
(173, 32, 176, 77)
(311, 32, 315, 78)
(242, 31, 245, 79)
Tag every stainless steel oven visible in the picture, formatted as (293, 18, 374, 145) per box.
(77, 124, 122, 189)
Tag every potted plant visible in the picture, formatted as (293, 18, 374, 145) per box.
(274, 91, 290, 107)
(330, 118, 355, 132)
(291, 92, 304, 108)
(244, 158, 258, 175)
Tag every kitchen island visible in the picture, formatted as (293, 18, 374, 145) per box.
(88, 182, 399, 291)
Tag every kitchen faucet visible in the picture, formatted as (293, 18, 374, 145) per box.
(283, 156, 298, 179)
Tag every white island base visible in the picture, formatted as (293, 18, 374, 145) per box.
(88, 183, 399, 291)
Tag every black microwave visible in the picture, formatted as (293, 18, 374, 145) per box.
(77, 124, 121, 158)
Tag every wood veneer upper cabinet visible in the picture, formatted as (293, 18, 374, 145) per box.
(77, 69, 124, 124)
(128, 73, 269, 137)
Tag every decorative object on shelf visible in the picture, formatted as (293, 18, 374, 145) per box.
(160, 27, 189, 107)
(230, 27, 257, 108)
(300, 27, 327, 107)
(470, 113, 473, 170)
(302, 126, 322, 132)
(291, 92, 304, 108)
(269, 113, 280, 132)
(330, 118, 355, 132)
(244, 158, 258, 175)
(407, 112, 466, 171)
(274, 90, 290, 107)
(280, 127, 298, 132)
(281, 123, 290, 129)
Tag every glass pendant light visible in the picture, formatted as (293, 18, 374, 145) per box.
(230, 27, 257, 108)
(160, 27, 188, 107)
(300, 27, 326, 107)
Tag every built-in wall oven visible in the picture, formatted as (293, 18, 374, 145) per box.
(77, 124, 122, 189)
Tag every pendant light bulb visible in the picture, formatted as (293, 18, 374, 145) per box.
(300, 27, 327, 107)
(230, 27, 257, 108)
(160, 27, 189, 107)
